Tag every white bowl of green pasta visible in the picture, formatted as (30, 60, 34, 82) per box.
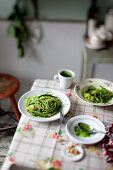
(74, 78, 113, 106)
(18, 88, 71, 122)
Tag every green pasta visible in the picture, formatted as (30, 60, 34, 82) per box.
(25, 93, 62, 118)
(82, 86, 113, 103)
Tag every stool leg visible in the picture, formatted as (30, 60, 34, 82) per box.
(10, 95, 21, 121)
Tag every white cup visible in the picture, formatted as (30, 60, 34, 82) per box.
(54, 69, 75, 89)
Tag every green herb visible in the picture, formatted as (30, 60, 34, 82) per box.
(82, 86, 113, 103)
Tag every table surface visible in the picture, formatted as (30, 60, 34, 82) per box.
(84, 42, 113, 58)
(1, 79, 113, 170)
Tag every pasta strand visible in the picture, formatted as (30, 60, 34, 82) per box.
(25, 93, 62, 118)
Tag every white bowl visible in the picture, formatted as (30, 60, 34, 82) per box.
(74, 78, 113, 106)
(66, 115, 105, 145)
(18, 88, 70, 122)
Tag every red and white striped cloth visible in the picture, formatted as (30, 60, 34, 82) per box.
(102, 123, 113, 162)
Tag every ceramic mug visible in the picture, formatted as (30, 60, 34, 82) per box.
(54, 69, 75, 89)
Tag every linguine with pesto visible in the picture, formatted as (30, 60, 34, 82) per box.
(25, 93, 62, 118)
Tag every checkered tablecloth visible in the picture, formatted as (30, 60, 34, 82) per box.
(1, 79, 113, 170)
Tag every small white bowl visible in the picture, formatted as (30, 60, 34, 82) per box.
(66, 115, 105, 145)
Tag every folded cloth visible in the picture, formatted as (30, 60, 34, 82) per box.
(102, 123, 113, 162)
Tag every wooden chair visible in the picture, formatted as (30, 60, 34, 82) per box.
(0, 73, 21, 121)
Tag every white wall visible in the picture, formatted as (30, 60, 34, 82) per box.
(0, 21, 113, 111)
(0, 21, 85, 91)
(0, 21, 85, 110)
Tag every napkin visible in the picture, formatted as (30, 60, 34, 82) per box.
(102, 123, 113, 162)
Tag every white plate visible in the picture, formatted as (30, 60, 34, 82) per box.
(61, 143, 84, 161)
(18, 88, 71, 122)
(85, 42, 106, 50)
(74, 78, 113, 106)
(66, 115, 105, 145)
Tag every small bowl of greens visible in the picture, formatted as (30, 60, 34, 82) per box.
(74, 78, 113, 106)
(66, 115, 105, 145)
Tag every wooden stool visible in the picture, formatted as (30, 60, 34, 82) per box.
(0, 73, 21, 121)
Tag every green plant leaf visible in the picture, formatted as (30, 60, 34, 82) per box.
(18, 46, 24, 58)
(15, 28, 24, 42)
(7, 25, 15, 36)
(16, 20, 22, 28)
(8, 13, 15, 20)
(7, 1, 30, 58)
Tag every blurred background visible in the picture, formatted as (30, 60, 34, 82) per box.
(0, 0, 113, 110)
